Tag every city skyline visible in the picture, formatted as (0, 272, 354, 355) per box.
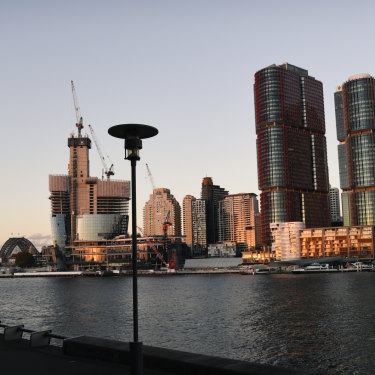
(1, 0, 375, 248)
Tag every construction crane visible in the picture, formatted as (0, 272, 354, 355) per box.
(88, 124, 115, 180)
(71, 80, 83, 136)
(145, 163, 155, 191)
(136, 226, 169, 269)
(163, 210, 171, 240)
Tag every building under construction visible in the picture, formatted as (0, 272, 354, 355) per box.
(49, 90, 130, 256)
(48, 83, 187, 270)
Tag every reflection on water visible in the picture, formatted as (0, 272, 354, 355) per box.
(1, 273, 375, 374)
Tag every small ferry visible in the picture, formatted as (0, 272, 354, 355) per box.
(292, 263, 338, 274)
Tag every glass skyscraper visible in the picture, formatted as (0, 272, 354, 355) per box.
(254, 63, 330, 245)
(335, 74, 375, 226)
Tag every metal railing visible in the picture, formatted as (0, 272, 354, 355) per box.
(0, 322, 67, 347)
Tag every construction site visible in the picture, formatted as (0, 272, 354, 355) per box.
(46, 82, 187, 272)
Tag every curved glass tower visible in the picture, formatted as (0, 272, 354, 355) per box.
(335, 74, 375, 226)
(255, 63, 330, 245)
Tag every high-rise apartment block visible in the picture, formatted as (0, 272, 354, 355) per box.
(218, 193, 261, 250)
(270, 222, 305, 261)
(329, 187, 342, 225)
(183, 195, 207, 251)
(254, 63, 330, 244)
(183, 195, 195, 248)
(143, 188, 181, 236)
(201, 177, 228, 244)
(335, 74, 375, 226)
(49, 130, 130, 251)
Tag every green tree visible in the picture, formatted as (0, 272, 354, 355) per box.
(15, 252, 35, 268)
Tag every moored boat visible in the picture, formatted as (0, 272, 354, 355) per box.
(292, 263, 338, 274)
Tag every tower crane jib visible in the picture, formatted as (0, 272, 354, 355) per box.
(88, 124, 115, 180)
(70, 80, 83, 136)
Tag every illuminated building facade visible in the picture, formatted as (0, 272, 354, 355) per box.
(71, 235, 187, 270)
(183, 195, 207, 254)
(183, 195, 195, 248)
(218, 193, 261, 250)
(300, 226, 374, 259)
(335, 74, 375, 226)
(143, 188, 181, 236)
(254, 63, 330, 244)
(270, 221, 305, 261)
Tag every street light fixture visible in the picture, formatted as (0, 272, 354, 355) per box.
(108, 123, 158, 375)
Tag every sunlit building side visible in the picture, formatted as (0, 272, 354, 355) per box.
(254, 63, 330, 245)
(143, 188, 181, 236)
(218, 193, 261, 251)
(270, 222, 305, 261)
(335, 74, 375, 226)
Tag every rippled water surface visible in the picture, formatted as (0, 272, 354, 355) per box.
(1, 273, 375, 374)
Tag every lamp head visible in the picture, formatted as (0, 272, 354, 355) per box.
(108, 124, 158, 161)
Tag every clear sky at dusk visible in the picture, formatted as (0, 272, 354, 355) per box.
(1, 0, 374, 249)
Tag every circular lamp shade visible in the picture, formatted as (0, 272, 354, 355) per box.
(108, 124, 158, 140)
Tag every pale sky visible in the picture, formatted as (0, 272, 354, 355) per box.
(1, 0, 374, 249)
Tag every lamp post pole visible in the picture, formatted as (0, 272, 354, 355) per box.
(108, 124, 158, 375)
(131, 158, 139, 344)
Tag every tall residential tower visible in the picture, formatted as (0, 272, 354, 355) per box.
(183, 195, 207, 253)
(335, 74, 375, 226)
(201, 177, 228, 245)
(254, 63, 330, 244)
(143, 188, 181, 236)
(218, 193, 261, 250)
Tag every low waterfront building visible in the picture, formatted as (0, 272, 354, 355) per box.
(241, 250, 269, 264)
(300, 226, 374, 259)
(207, 243, 236, 257)
(68, 235, 188, 270)
(270, 222, 305, 261)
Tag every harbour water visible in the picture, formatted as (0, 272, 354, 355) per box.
(1, 273, 374, 374)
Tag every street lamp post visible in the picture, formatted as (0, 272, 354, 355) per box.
(108, 124, 158, 375)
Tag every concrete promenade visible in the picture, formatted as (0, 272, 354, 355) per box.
(0, 333, 324, 375)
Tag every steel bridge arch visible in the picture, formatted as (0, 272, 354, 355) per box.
(0, 237, 37, 261)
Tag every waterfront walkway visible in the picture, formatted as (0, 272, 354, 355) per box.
(0, 337, 162, 375)
(0, 333, 323, 375)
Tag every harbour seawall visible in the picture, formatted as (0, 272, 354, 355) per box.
(0, 326, 323, 375)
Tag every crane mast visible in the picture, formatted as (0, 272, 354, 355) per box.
(145, 163, 156, 191)
(88, 124, 115, 180)
(71, 80, 83, 136)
